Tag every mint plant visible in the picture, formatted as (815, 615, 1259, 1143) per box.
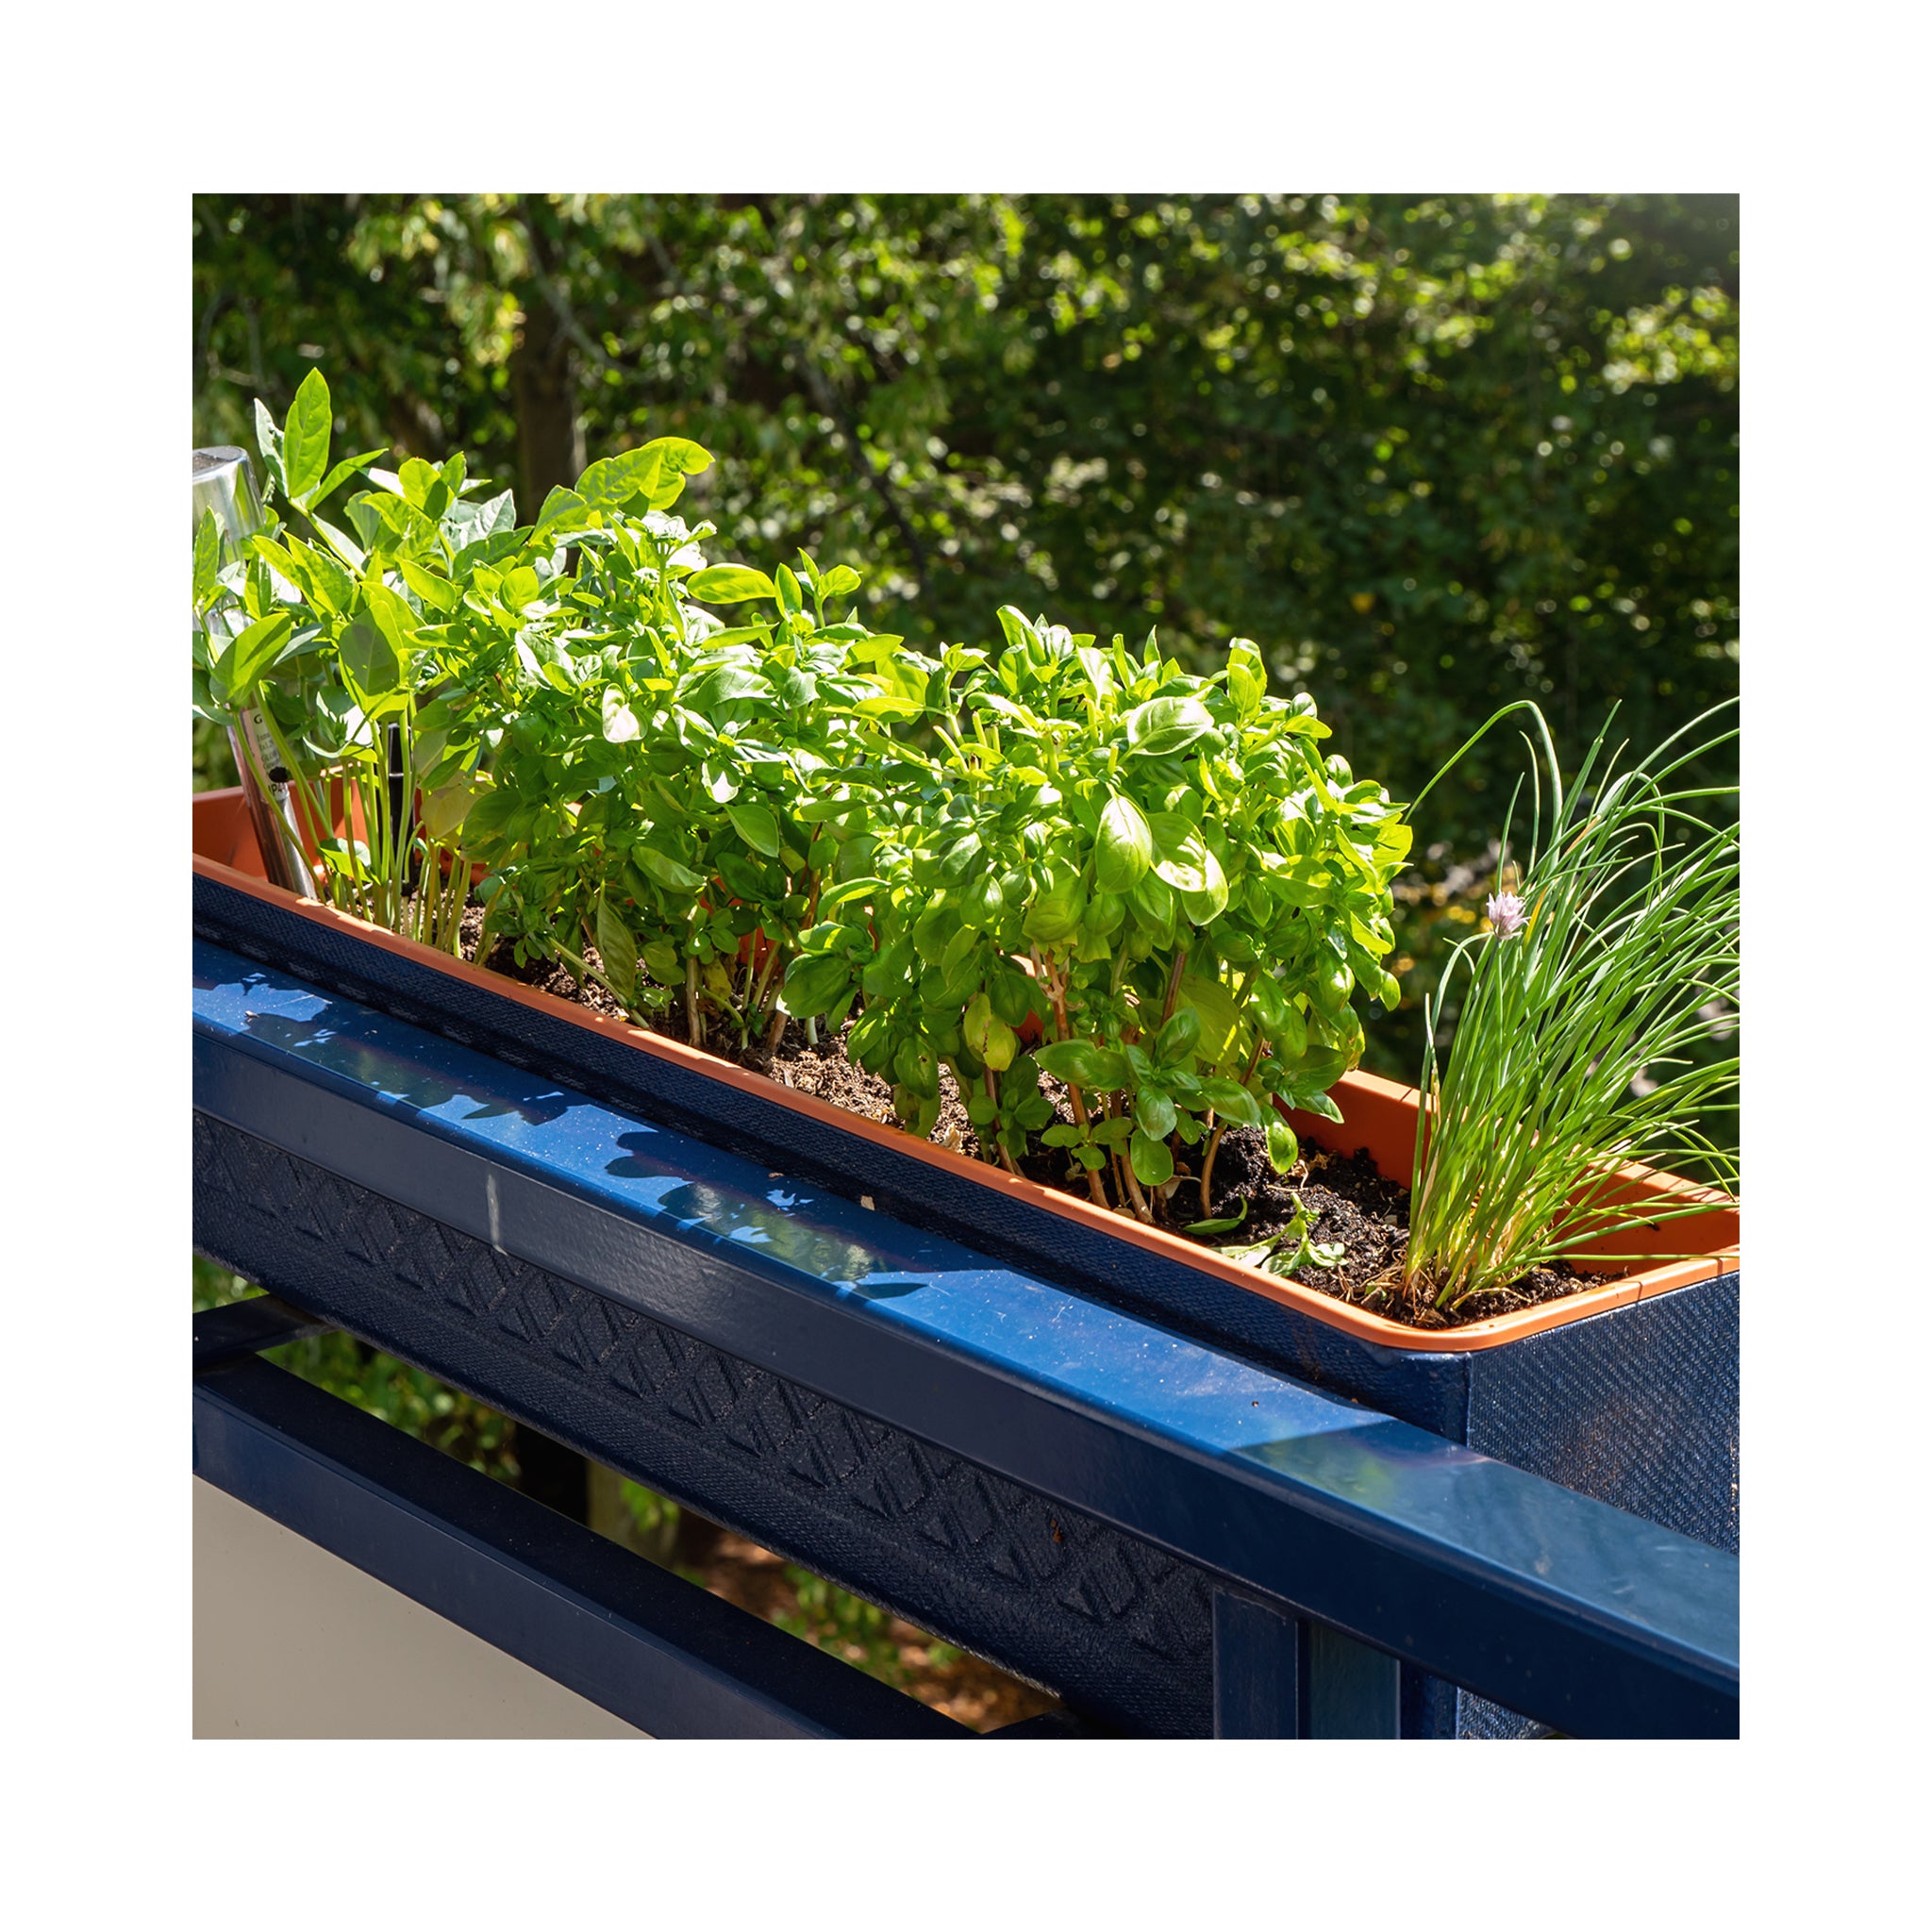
(192, 368, 536, 940)
(784, 608, 1410, 1224)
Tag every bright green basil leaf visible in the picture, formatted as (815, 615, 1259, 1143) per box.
(1035, 1039, 1128, 1091)
(283, 368, 333, 505)
(634, 436, 713, 509)
(1226, 639, 1267, 714)
(310, 447, 388, 509)
(595, 896, 639, 1008)
(633, 842, 706, 892)
(1176, 974, 1245, 1067)
(395, 557, 458, 613)
(1265, 1118, 1302, 1172)
(963, 991, 1017, 1072)
(1023, 871, 1087, 944)
(1176, 862, 1229, 924)
(575, 441, 707, 515)
(960, 871, 1005, 930)
(1074, 644, 1115, 699)
(1123, 694, 1215, 758)
(1129, 1130, 1174, 1188)
(1155, 1005, 1201, 1064)
(1196, 1077, 1264, 1128)
(534, 486, 591, 541)
(769, 665, 819, 708)
(460, 786, 518, 841)
(688, 565, 776, 605)
(1149, 814, 1213, 892)
(192, 509, 222, 607)
(725, 798, 782, 857)
(939, 829, 983, 882)
(782, 950, 852, 1018)
(442, 488, 518, 558)
(1129, 870, 1175, 941)
(309, 514, 366, 574)
(1308, 958, 1353, 1017)
(1095, 792, 1154, 892)
(602, 687, 641, 743)
(699, 625, 775, 650)
(223, 609, 295, 702)
(683, 663, 774, 708)
(421, 778, 475, 841)
(253, 398, 287, 496)
(989, 964, 1035, 1027)
(641, 938, 680, 985)
(1134, 1089, 1176, 1138)
(941, 920, 981, 984)
(995, 606, 1041, 656)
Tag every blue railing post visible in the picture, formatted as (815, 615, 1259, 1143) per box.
(1212, 1590, 1300, 1736)
(1212, 1590, 1401, 1738)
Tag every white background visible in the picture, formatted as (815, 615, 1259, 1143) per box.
(1, 2, 1921, 1924)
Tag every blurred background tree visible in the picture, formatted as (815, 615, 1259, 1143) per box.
(192, 190, 1738, 1075)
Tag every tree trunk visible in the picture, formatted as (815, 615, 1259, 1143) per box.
(510, 1421, 589, 1523)
(512, 281, 582, 511)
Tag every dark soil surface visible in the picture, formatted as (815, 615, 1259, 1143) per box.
(430, 902, 1583, 1331)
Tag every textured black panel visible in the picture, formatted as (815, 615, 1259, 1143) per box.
(1466, 1274, 1740, 1557)
(192, 1110, 1222, 1738)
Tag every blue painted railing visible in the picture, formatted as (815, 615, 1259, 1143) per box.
(192, 940, 1739, 1739)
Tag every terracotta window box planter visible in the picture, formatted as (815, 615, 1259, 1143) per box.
(192, 787, 1740, 1557)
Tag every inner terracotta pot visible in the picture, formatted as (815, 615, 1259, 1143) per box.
(192, 786, 1739, 1351)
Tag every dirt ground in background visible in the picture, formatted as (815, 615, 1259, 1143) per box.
(688, 1530, 1060, 1732)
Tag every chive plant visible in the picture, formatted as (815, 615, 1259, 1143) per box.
(1401, 701, 1740, 1313)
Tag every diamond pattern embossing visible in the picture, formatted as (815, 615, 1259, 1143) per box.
(192, 1110, 1217, 1733)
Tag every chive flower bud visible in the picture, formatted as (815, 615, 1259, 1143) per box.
(1486, 891, 1525, 938)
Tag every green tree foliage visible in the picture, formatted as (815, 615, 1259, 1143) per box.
(192, 1261, 518, 1478)
(193, 192, 1738, 1081)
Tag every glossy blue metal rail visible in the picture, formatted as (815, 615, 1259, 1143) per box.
(192, 940, 1740, 1738)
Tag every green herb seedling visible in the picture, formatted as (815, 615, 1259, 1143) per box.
(1221, 1194, 1345, 1276)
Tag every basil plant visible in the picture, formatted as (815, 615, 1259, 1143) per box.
(459, 515, 932, 1052)
(783, 609, 1410, 1224)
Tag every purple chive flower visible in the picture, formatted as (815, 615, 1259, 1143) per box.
(1486, 891, 1526, 938)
